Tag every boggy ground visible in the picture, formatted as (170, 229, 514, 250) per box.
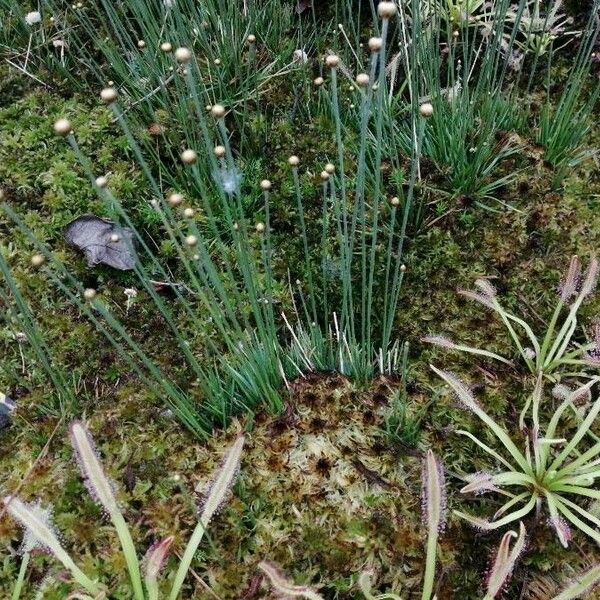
(1, 71, 600, 597)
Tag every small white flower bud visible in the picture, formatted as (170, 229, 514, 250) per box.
(185, 235, 198, 247)
(247, 34, 256, 44)
(320, 171, 330, 181)
(288, 155, 300, 167)
(260, 179, 272, 191)
(181, 149, 197, 165)
(160, 42, 173, 52)
(168, 192, 184, 206)
(183, 207, 195, 218)
(214, 145, 226, 158)
(391, 196, 400, 207)
(83, 288, 96, 301)
(95, 176, 108, 188)
(255, 222, 265, 233)
(314, 76, 324, 87)
(31, 254, 45, 267)
(325, 54, 340, 68)
(378, 1, 397, 19)
(368, 37, 383, 52)
(110, 233, 120, 242)
(419, 102, 434, 118)
(100, 87, 118, 104)
(137, 40, 146, 49)
(174, 47, 192, 63)
(324, 163, 335, 174)
(211, 104, 226, 118)
(356, 73, 370, 87)
(53, 118, 72, 136)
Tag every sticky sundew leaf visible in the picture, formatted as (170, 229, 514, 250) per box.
(69, 421, 119, 515)
(552, 563, 600, 600)
(484, 522, 527, 600)
(198, 434, 245, 526)
(4, 497, 59, 555)
(168, 435, 245, 600)
(422, 449, 447, 534)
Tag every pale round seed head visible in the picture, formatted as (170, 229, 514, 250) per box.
(324, 163, 335, 174)
(185, 234, 198, 247)
(95, 176, 108, 188)
(325, 54, 340, 68)
(110, 233, 120, 242)
(108, 80, 114, 86)
(260, 179, 272, 191)
(83, 288, 96, 301)
(174, 47, 192, 63)
(391, 196, 400, 207)
(255, 222, 265, 233)
(0, 189, 4, 200)
(320, 171, 330, 181)
(247, 34, 256, 44)
(214, 58, 221, 65)
(53, 118, 72, 136)
(181, 149, 197, 165)
(368, 37, 383, 52)
(137, 40, 146, 49)
(100, 86, 118, 104)
(183, 207, 195, 218)
(160, 42, 173, 52)
(288, 155, 300, 167)
(419, 102, 434, 118)
(356, 73, 370, 87)
(214, 145, 226, 158)
(211, 104, 226, 119)
(314, 76, 324, 87)
(168, 192, 183, 206)
(400, 264, 407, 272)
(378, 1, 397, 19)
(31, 254, 45, 267)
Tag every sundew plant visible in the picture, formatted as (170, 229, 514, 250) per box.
(425, 256, 600, 380)
(433, 367, 600, 547)
(4, 422, 245, 599)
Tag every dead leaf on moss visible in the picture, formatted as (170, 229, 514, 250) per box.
(64, 215, 137, 270)
(0, 392, 15, 429)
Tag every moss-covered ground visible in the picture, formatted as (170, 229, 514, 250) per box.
(1, 49, 600, 599)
